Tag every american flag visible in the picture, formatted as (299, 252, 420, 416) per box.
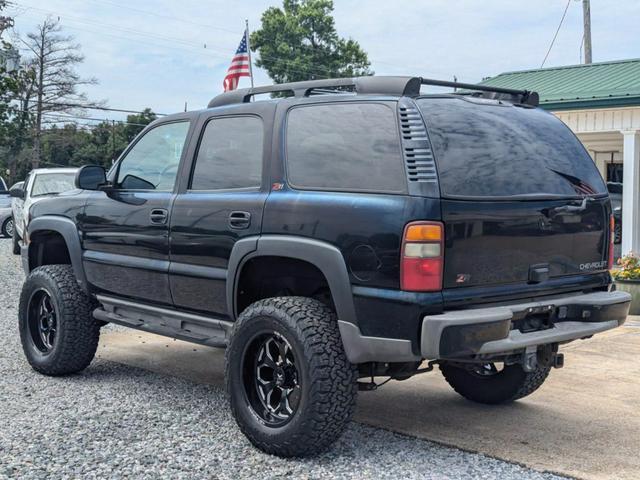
(223, 30, 251, 92)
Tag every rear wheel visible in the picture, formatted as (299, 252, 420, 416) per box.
(440, 361, 551, 405)
(2, 217, 13, 238)
(19, 265, 100, 375)
(225, 296, 357, 457)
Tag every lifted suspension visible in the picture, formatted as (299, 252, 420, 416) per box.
(357, 360, 440, 391)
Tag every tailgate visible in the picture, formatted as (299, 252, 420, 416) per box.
(442, 197, 610, 289)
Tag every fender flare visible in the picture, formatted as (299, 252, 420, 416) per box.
(227, 235, 358, 326)
(27, 216, 87, 291)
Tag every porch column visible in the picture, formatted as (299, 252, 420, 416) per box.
(621, 130, 640, 255)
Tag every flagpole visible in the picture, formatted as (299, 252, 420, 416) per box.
(245, 19, 254, 88)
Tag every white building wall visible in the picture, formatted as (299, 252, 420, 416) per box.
(553, 106, 640, 255)
(555, 106, 640, 134)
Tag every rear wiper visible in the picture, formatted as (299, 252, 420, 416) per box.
(548, 169, 597, 196)
(550, 196, 595, 214)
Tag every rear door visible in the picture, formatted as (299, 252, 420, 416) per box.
(168, 104, 273, 317)
(80, 118, 193, 306)
(416, 97, 611, 305)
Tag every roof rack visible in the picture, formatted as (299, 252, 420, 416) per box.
(207, 76, 539, 108)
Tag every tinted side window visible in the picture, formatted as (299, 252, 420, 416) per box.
(191, 116, 263, 190)
(117, 121, 190, 190)
(286, 103, 406, 193)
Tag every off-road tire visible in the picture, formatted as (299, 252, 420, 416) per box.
(2, 216, 13, 238)
(225, 296, 358, 457)
(11, 224, 20, 255)
(19, 265, 100, 375)
(440, 362, 551, 405)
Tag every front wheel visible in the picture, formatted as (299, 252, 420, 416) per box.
(19, 265, 100, 375)
(2, 216, 13, 238)
(225, 297, 358, 457)
(440, 361, 551, 405)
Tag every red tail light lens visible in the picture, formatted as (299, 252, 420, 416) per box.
(608, 214, 615, 270)
(400, 221, 444, 291)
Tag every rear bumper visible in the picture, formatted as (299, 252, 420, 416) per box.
(338, 290, 630, 364)
(421, 290, 630, 359)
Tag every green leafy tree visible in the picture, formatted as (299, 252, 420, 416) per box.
(0, 0, 36, 183)
(39, 108, 157, 171)
(122, 108, 156, 142)
(250, 0, 371, 83)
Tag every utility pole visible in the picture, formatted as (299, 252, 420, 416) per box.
(582, 0, 592, 64)
(111, 120, 116, 163)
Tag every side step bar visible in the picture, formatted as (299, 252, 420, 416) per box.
(93, 294, 232, 348)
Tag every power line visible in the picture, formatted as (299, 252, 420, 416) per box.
(42, 112, 149, 126)
(35, 101, 165, 116)
(10, 2, 355, 80)
(14, 9, 336, 80)
(87, 0, 241, 36)
(540, 0, 572, 68)
(13, 108, 152, 126)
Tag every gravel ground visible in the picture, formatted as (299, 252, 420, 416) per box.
(0, 239, 568, 480)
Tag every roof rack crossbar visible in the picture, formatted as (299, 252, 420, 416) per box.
(207, 76, 539, 108)
(207, 76, 421, 108)
(419, 77, 539, 106)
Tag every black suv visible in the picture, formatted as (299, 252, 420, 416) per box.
(18, 76, 630, 457)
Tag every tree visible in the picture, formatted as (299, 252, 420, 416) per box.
(250, 0, 371, 84)
(20, 17, 97, 169)
(39, 108, 157, 171)
(0, 0, 12, 34)
(122, 108, 156, 142)
(0, 1, 35, 183)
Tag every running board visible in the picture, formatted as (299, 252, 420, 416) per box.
(93, 294, 232, 348)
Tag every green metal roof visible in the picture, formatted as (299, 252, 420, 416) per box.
(480, 58, 640, 110)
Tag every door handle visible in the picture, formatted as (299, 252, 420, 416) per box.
(150, 208, 168, 225)
(228, 211, 251, 229)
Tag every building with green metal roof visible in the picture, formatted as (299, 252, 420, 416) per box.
(480, 58, 640, 111)
(481, 58, 640, 255)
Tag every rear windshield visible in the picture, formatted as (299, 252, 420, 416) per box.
(417, 98, 607, 198)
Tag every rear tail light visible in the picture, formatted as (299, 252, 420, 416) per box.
(400, 221, 444, 291)
(608, 214, 615, 270)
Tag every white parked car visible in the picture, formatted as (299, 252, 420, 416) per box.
(11, 168, 78, 255)
(0, 176, 13, 238)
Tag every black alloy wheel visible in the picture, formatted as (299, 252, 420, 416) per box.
(243, 332, 301, 427)
(27, 288, 58, 353)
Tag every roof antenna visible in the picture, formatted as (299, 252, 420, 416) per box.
(453, 76, 458, 92)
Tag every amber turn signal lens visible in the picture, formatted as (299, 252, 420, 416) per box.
(405, 224, 442, 242)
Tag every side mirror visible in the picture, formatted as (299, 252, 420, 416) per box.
(9, 187, 25, 199)
(75, 165, 107, 191)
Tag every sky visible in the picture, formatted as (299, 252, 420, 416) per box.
(6, 0, 640, 123)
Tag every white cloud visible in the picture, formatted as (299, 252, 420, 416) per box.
(8, 0, 640, 119)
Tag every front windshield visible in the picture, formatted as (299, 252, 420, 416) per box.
(31, 172, 76, 197)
